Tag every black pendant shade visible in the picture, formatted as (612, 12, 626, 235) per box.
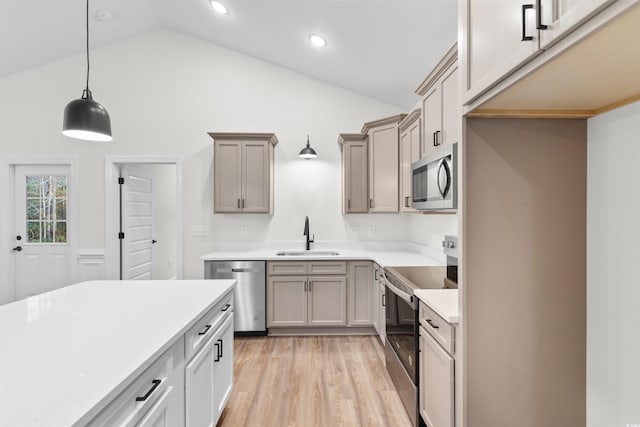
(62, 0, 112, 142)
(62, 89, 112, 141)
(299, 135, 318, 159)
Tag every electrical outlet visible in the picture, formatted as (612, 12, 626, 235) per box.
(240, 226, 248, 237)
(368, 225, 376, 236)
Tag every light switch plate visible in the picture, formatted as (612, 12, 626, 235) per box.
(192, 225, 209, 236)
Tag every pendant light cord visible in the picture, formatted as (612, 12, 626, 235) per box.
(84, 0, 91, 97)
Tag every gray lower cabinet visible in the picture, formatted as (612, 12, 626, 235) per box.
(267, 260, 374, 329)
(347, 261, 374, 326)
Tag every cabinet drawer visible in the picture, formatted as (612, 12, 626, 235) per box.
(185, 291, 233, 362)
(308, 261, 347, 275)
(268, 261, 308, 275)
(419, 302, 454, 354)
(88, 337, 184, 427)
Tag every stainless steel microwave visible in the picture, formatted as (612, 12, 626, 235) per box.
(412, 143, 457, 210)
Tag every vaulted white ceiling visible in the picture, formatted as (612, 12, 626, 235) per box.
(0, 0, 457, 108)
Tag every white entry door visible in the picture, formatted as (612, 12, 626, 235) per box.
(120, 165, 154, 280)
(13, 165, 72, 299)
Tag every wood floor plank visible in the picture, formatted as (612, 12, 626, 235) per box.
(217, 335, 413, 427)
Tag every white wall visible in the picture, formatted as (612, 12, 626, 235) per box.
(587, 100, 640, 426)
(0, 29, 416, 289)
(408, 214, 458, 248)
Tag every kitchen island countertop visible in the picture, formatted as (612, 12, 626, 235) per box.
(0, 279, 235, 427)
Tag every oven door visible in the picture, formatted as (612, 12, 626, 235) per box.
(385, 280, 418, 383)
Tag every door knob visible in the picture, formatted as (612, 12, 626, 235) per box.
(13, 246, 22, 252)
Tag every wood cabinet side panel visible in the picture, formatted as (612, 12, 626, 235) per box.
(464, 118, 586, 427)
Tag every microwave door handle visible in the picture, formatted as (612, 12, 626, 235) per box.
(437, 159, 451, 198)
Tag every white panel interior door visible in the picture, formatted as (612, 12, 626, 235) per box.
(14, 165, 72, 300)
(121, 165, 154, 280)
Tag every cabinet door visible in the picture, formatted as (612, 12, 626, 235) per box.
(267, 276, 308, 326)
(214, 141, 242, 213)
(440, 66, 460, 148)
(347, 261, 373, 326)
(539, 0, 615, 48)
(213, 315, 234, 423)
(463, 0, 541, 103)
(372, 264, 380, 334)
(368, 124, 399, 213)
(344, 141, 368, 213)
(420, 327, 454, 427)
(400, 119, 422, 213)
(379, 282, 386, 344)
(185, 335, 216, 427)
(308, 276, 347, 326)
(422, 85, 441, 158)
(136, 386, 177, 427)
(242, 141, 269, 213)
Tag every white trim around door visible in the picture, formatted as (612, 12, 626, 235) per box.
(104, 156, 184, 281)
(0, 157, 78, 304)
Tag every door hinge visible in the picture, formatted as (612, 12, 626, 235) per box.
(118, 177, 124, 184)
(118, 232, 125, 239)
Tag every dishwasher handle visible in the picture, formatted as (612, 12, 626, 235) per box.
(212, 267, 261, 274)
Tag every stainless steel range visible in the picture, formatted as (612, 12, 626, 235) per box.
(382, 265, 447, 426)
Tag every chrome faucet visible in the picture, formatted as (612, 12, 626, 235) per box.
(303, 216, 314, 251)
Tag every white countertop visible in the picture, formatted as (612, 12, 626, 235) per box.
(414, 289, 459, 323)
(0, 279, 235, 427)
(200, 242, 443, 267)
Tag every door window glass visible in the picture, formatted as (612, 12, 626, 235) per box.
(25, 175, 67, 243)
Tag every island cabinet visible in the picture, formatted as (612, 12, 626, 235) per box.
(398, 110, 422, 212)
(338, 133, 369, 214)
(88, 287, 235, 427)
(88, 338, 186, 427)
(267, 261, 347, 327)
(416, 43, 460, 159)
(209, 132, 278, 214)
(362, 114, 407, 213)
(184, 292, 234, 427)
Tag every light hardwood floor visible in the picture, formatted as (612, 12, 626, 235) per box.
(218, 336, 413, 427)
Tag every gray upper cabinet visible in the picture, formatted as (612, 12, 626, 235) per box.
(338, 133, 369, 214)
(361, 114, 406, 213)
(416, 44, 460, 159)
(399, 110, 422, 213)
(209, 133, 278, 214)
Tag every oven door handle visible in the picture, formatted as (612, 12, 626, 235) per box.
(382, 274, 413, 305)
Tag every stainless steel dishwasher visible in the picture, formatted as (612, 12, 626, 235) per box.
(204, 260, 266, 335)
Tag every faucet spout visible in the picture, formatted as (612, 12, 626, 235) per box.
(303, 216, 313, 250)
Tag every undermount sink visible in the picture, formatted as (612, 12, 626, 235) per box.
(276, 251, 340, 256)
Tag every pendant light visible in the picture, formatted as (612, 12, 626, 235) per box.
(299, 135, 318, 159)
(62, 0, 112, 141)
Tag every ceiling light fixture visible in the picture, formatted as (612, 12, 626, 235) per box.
(299, 135, 318, 159)
(309, 34, 327, 48)
(62, 0, 112, 141)
(210, 1, 229, 15)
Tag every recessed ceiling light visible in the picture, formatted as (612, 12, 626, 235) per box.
(209, 1, 228, 15)
(309, 34, 327, 48)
